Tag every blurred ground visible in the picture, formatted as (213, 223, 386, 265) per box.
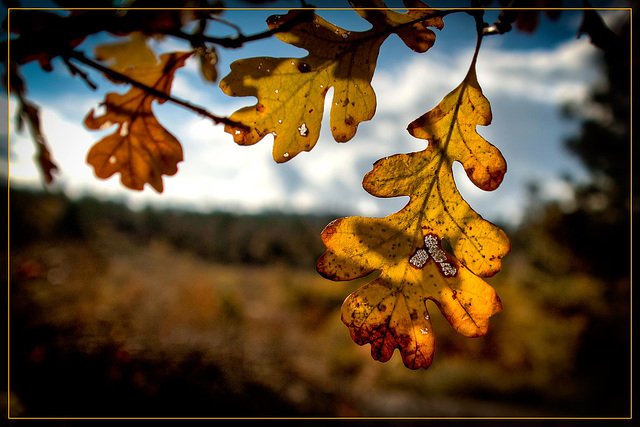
(6, 184, 631, 418)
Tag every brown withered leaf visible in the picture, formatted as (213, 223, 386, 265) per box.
(84, 51, 191, 192)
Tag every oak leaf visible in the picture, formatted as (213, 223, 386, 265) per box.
(84, 51, 191, 192)
(317, 64, 509, 369)
(219, 2, 443, 162)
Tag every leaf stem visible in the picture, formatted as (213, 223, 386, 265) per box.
(465, 8, 486, 73)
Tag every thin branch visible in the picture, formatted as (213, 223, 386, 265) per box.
(208, 14, 243, 37)
(167, 8, 316, 49)
(62, 57, 98, 90)
(66, 50, 248, 131)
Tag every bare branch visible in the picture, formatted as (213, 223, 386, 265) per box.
(66, 50, 248, 131)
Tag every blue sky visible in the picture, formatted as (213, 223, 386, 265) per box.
(4, 3, 630, 226)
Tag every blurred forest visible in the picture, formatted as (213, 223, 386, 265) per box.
(6, 14, 631, 420)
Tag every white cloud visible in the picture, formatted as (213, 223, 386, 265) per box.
(477, 37, 600, 105)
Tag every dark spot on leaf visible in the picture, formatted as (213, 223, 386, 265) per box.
(297, 62, 311, 73)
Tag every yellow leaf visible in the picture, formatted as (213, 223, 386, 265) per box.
(219, 3, 443, 162)
(317, 63, 509, 369)
(84, 52, 191, 192)
(94, 32, 157, 72)
(407, 67, 506, 192)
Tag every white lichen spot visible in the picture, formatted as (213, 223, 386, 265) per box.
(278, 119, 283, 124)
(108, 155, 117, 164)
(283, 152, 290, 158)
(424, 315, 430, 320)
(298, 123, 308, 137)
(234, 129, 241, 135)
(439, 262, 457, 277)
(420, 328, 429, 335)
(341, 33, 349, 39)
(274, 89, 279, 94)
(424, 234, 447, 262)
(272, 131, 277, 136)
(409, 248, 429, 269)
(99, 120, 113, 130)
(319, 84, 324, 89)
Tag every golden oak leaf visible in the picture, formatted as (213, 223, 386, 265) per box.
(84, 51, 191, 192)
(317, 65, 509, 369)
(219, 3, 443, 162)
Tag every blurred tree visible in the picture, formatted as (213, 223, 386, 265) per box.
(511, 13, 631, 415)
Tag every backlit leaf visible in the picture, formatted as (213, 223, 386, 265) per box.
(219, 2, 443, 162)
(317, 61, 509, 369)
(84, 51, 191, 192)
(94, 31, 157, 73)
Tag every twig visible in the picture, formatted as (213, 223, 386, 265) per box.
(62, 57, 98, 90)
(167, 8, 316, 49)
(209, 14, 243, 37)
(66, 50, 248, 131)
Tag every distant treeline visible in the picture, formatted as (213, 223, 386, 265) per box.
(8, 185, 339, 268)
